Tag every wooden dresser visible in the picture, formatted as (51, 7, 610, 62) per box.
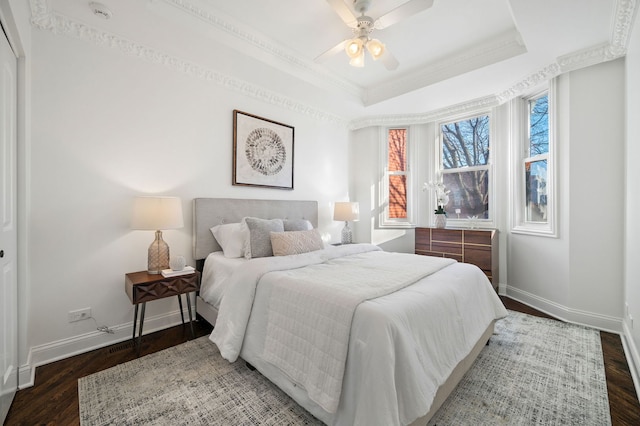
(415, 227, 498, 290)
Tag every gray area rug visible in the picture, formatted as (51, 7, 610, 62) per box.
(78, 311, 611, 425)
(428, 311, 611, 426)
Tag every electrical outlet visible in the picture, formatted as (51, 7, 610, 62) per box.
(68, 307, 91, 323)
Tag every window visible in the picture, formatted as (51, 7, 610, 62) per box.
(525, 94, 549, 222)
(380, 128, 413, 227)
(440, 114, 491, 220)
(512, 84, 556, 237)
(388, 129, 407, 219)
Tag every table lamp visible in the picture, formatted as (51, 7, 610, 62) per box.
(333, 201, 359, 244)
(131, 196, 184, 274)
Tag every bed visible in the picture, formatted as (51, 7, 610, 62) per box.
(192, 198, 507, 426)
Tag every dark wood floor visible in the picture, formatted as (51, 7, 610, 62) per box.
(5, 320, 213, 426)
(5, 297, 640, 425)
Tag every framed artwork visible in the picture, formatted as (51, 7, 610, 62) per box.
(233, 110, 295, 190)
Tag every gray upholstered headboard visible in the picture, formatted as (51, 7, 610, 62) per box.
(192, 198, 319, 261)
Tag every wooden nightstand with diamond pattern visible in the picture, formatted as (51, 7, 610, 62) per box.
(125, 270, 200, 352)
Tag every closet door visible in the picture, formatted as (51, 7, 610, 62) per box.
(0, 25, 17, 424)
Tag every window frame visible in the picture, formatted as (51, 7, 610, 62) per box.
(379, 126, 415, 228)
(436, 111, 495, 228)
(511, 82, 558, 237)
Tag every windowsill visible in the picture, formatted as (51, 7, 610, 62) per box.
(377, 222, 416, 229)
(511, 225, 557, 238)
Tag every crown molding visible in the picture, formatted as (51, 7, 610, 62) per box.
(28, 0, 347, 126)
(354, 0, 637, 129)
(364, 30, 527, 106)
(156, 0, 362, 99)
(495, 62, 561, 104)
(28, 0, 637, 130)
(610, 0, 638, 54)
(348, 95, 500, 130)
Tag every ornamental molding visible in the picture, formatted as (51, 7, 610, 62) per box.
(498, 0, 635, 103)
(610, 0, 637, 53)
(359, 0, 637, 129)
(28, 0, 637, 130)
(496, 63, 562, 104)
(156, 0, 362, 99)
(365, 31, 526, 106)
(28, 0, 347, 126)
(348, 96, 500, 130)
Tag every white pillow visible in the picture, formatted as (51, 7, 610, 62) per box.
(270, 229, 325, 256)
(210, 223, 246, 258)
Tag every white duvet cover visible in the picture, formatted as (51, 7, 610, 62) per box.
(199, 251, 247, 309)
(205, 244, 507, 426)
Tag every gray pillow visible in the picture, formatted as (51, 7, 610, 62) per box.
(243, 217, 284, 259)
(283, 219, 313, 231)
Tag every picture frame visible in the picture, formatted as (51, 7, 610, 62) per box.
(233, 110, 295, 190)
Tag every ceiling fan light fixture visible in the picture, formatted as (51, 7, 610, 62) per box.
(367, 39, 385, 60)
(345, 38, 364, 59)
(349, 51, 365, 67)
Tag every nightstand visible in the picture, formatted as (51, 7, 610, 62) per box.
(125, 270, 200, 351)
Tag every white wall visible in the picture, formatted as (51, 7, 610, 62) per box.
(567, 60, 625, 322)
(350, 59, 627, 334)
(509, 61, 626, 331)
(19, 22, 352, 384)
(8, 0, 638, 391)
(624, 6, 640, 390)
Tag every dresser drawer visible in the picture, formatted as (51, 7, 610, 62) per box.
(415, 227, 498, 290)
(464, 245, 491, 271)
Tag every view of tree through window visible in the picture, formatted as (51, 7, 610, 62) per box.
(525, 94, 549, 222)
(441, 115, 490, 218)
(388, 128, 407, 219)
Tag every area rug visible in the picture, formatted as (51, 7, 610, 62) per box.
(78, 311, 611, 425)
(427, 311, 611, 425)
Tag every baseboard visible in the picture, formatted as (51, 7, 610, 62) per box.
(622, 322, 640, 402)
(505, 285, 623, 333)
(18, 309, 186, 389)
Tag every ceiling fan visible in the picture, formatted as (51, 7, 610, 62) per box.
(316, 0, 435, 70)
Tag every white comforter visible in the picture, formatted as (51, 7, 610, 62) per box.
(262, 248, 456, 413)
(209, 244, 508, 425)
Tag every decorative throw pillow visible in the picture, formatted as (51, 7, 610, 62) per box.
(210, 223, 246, 258)
(243, 217, 284, 259)
(283, 219, 313, 231)
(270, 229, 325, 256)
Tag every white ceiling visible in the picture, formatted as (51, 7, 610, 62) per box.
(44, 0, 630, 118)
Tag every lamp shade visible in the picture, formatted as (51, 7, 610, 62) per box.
(345, 38, 364, 59)
(333, 202, 360, 222)
(349, 51, 365, 67)
(367, 39, 385, 60)
(131, 196, 184, 230)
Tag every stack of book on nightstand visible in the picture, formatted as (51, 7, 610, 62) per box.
(161, 265, 196, 278)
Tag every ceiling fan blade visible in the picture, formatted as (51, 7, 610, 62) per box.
(375, 0, 434, 29)
(314, 39, 349, 63)
(326, 0, 358, 27)
(379, 49, 399, 70)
